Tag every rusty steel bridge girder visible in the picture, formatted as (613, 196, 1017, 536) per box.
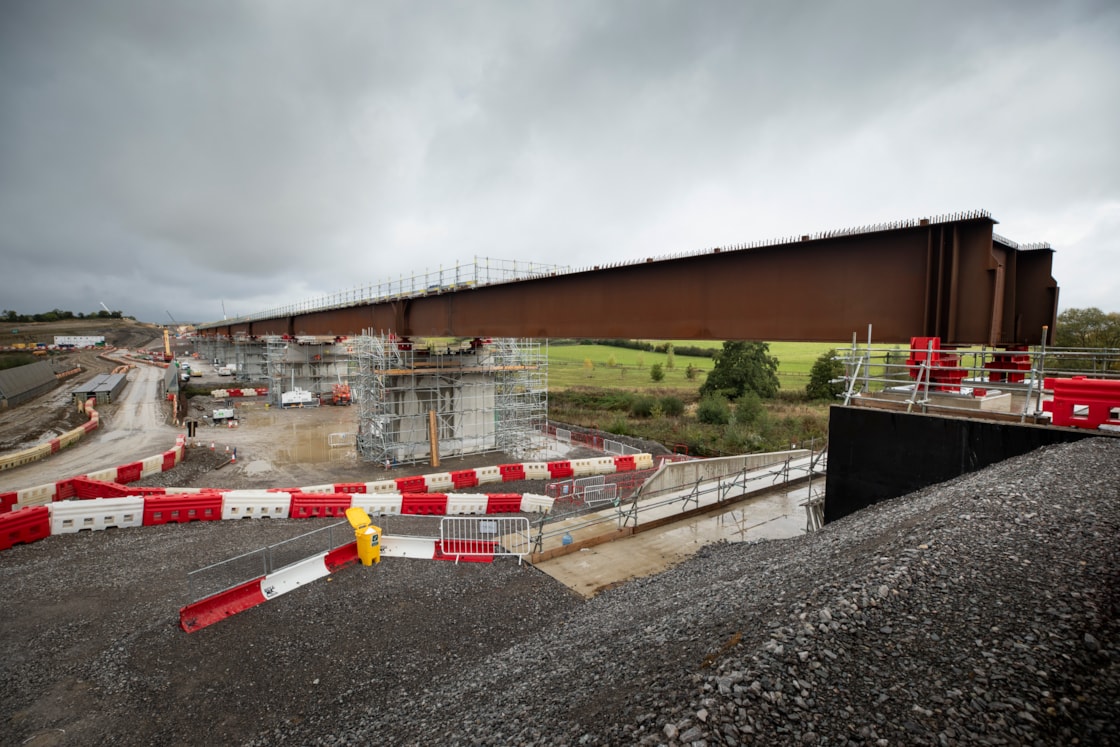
(203, 215, 1057, 346)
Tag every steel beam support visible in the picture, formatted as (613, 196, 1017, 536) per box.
(205, 217, 1057, 346)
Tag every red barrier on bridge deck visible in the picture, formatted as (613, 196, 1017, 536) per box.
(1043, 377, 1120, 430)
(0, 506, 50, 551)
(499, 464, 526, 481)
(144, 494, 223, 525)
(401, 493, 449, 515)
(290, 493, 353, 519)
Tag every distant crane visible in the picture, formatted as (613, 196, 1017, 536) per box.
(99, 301, 112, 314)
(167, 310, 179, 326)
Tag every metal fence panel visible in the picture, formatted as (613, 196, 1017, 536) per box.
(439, 516, 531, 560)
(186, 521, 349, 603)
(582, 483, 619, 507)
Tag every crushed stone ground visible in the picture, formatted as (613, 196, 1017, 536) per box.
(1, 438, 1117, 747)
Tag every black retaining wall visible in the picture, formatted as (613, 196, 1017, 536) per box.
(824, 406, 1103, 524)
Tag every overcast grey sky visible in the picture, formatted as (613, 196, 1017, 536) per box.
(1, 0, 1117, 326)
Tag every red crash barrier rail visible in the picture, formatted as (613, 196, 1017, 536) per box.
(1043, 377, 1120, 430)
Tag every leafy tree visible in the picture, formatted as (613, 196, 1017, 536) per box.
(649, 363, 665, 382)
(1054, 307, 1120, 348)
(583, 358, 594, 377)
(806, 350, 845, 400)
(697, 394, 731, 425)
(685, 363, 698, 381)
(664, 343, 675, 370)
(733, 390, 765, 424)
(699, 341, 780, 400)
(636, 353, 646, 369)
(607, 353, 617, 368)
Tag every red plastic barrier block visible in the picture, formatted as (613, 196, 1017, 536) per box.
(1, 493, 16, 514)
(0, 506, 51, 551)
(451, 469, 479, 488)
(333, 482, 367, 494)
(72, 477, 134, 498)
(485, 494, 522, 514)
(433, 539, 496, 563)
(499, 463, 526, 481)
(1043, 376, 1120, 430)
(394, 475, 426, 494)
(144, 494, 223, 525)
(401, 493, 449, 515)
(179, 577, 267, 633)
(55, 479, 77, 501)
(162, 451, 178, 471)
(228, 389, 242, 397)
(83, 420, 98, 433)
(290, 493, 353, 519)
(613, 455, 636, 472)
(49, 438, 61, 454)
(547, 461, 574, 479)
(116, 461, 143, 484)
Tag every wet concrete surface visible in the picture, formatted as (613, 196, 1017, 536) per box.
(534, 483, 817, 597)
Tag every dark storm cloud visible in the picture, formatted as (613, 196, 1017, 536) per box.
(1, 0, 1117, 324)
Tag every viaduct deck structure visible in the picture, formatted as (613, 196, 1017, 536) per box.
(198, 212, 1058, 347)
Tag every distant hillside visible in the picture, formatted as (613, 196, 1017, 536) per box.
(0, 318, 164, 351)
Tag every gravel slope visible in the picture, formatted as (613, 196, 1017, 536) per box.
(2, 438, 1117, 747)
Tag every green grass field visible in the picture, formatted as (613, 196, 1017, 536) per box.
(547, 340, 843, 392)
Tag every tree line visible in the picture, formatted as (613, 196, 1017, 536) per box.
(2, 308, 129, 323)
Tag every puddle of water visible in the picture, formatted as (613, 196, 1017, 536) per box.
(658, 485, 814, 546)
(233, 408, 358, 465)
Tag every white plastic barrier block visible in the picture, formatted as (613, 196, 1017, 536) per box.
(364, 479, 398, 495)
(591, 456, 617, 474)
(50, 496, 145, 534)
(569, 458, 598, 477)
(351, 494, 404, 516)
(523, 462, 550, 480)
(15, 484, 56, 509)
(140, 455, 164, 478)
(519, 494, 555, 514)
(260, 552, 331, 600)
(221, 491, 291, 520)
(475, 466, 502, 485)
(298, 484, 335, 494)
(634, 453, 654, 470)
(381, 535, 437, 559)
(84, 467, 118, 482)
(423, 472, 453, 491)
(163, 487, 206, 494)
(445, 493, 489, 515)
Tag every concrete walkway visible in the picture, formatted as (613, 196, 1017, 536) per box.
(531, 454, 826, 597)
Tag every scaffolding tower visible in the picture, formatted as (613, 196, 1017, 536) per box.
(351, 333, 547, 466)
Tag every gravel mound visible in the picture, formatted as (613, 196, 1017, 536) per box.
(2, 438, 1116, 747)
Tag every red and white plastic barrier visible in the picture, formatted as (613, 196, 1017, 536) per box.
(209, 388, 269, 398)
